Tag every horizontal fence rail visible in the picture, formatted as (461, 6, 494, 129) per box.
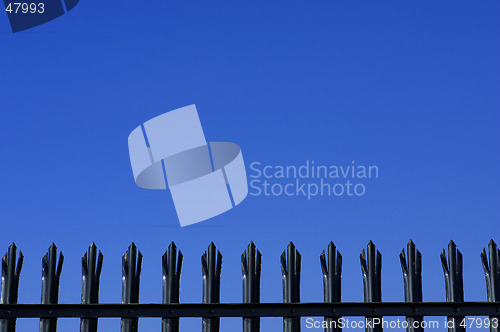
(0, 240, 499, 332)
(0, 302, 499, 318)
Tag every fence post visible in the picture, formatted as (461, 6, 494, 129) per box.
(360, 241, 382, 332)
(202, 242, 222, 332)
(0, 243, 23, 332)
(400, 240, 423, 332)
(320, 242, 342, 332)
(242, 241, 262, 332)
(281, 242, 301, 332)
(40, 244, 64, 332)
(481, 240, 500, 332)
(121, 243, 142, 332)
(81, 243, 103, 332)
(162, 242, 183, 332)
(440, 241, 465, 332)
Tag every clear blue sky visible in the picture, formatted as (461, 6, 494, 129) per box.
(1, 0, 499, 331)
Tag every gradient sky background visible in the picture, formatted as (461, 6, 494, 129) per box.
(1, 0, 499, 331)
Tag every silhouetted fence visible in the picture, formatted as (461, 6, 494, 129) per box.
(0, 240, 499, 332)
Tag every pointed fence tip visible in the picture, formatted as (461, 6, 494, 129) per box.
(408, 239, 415, 246)
(368, 240, 375, 246)
(489, 239, 497, 247)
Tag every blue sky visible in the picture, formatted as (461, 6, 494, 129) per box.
(0, 0, 499, 331)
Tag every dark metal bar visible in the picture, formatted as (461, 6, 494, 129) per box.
(40, 244, 64, 332)
(0, 302, 498, 318)
(481, 240, 500, 332)
(0, 243, 23, 332)
(202, 242, 222, 332)
(441, 241, 465, 332)
(162, 242, 183, 332)
(121, 243, 142, 332)
(281, 242, 301, 332)
(320, 242, 342, 332)
(242, 241, 262, 332)
(400, 240, 423, 332)
(80, 243, 103, 332)
(360, 241, 382, 332)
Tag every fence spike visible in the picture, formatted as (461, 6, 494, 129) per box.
(320, 242, 342, 332)
(360, 241, 382, 332)
(281, 242, 301, 332)
(242, 241, 262, 332)
(0, 243, 23, 332)
(400, 240, 423, 332)
(121, 242, 142, 332)
(162, 242, 183, 332)
(202, 242, 222, 332)
(481, 239, 500, 332)
(440, 240, 465, 332)
(40, 243, 64, 332)
(80, 243, 103, 332)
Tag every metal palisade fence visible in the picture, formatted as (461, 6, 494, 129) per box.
(0, 240, 499, 332)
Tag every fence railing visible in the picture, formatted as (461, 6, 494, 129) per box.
(0, 240, 499, 332)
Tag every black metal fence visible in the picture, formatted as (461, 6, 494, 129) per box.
(0, 240, 499, 332)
